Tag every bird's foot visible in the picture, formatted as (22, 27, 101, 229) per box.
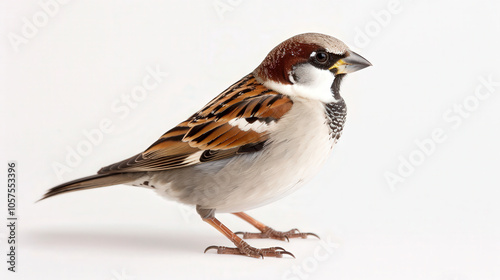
(204, 242, 294, 258)
(235, 227, 319, 241)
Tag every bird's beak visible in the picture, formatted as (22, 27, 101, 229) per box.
(329, 51, 372, 74)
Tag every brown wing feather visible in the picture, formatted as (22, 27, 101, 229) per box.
(97, 73, 292, 175)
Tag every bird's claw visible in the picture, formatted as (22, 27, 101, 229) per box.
(204, 244, 295, 259)
(235, 227, 320, 241)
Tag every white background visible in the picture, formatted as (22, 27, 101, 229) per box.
(1, 0, 500, 279)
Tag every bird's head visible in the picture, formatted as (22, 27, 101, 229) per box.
(254, 33, 371, 103)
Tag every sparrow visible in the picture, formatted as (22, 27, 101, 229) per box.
(41, 33, 371, 258)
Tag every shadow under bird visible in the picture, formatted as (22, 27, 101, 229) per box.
(41, 33, 371, 258)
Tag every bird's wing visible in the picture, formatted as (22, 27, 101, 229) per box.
(97, 73, 293, 174)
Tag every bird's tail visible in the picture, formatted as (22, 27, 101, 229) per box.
(40, 172, 145, 201)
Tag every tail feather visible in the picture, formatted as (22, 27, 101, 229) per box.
(40, 172, 145, 201)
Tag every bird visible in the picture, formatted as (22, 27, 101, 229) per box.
(41, 33, 371, 258)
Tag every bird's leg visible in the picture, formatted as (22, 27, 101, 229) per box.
(197, 206, 294, 258)
(232, 212, 319, 241)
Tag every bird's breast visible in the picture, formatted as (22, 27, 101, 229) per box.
(211, 98, 345, 212)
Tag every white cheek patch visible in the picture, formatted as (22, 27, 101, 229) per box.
(228, 118, 275, 133)
(264, 64, 337, 103)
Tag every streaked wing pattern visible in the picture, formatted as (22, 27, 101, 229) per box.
(97, 73, 292, 175)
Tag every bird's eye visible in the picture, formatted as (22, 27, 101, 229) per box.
(315, 51, 328, 64)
